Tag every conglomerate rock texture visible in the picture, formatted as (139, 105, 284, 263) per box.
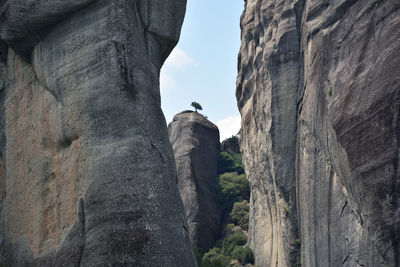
(237, 0, 400, 266)
(168, 111, 221, 252)
(0, 1, 197, 266)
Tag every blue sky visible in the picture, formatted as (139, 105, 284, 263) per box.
(161, 0, 244, 141)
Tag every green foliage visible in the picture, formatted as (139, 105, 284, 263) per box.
(230, 200, 249, 230)
(193, 245, 204, 265)
(231, 247, 243, 262)
(241, 246, 255, 264)
(205, 137, 253, 267)
(191, 101, 203, 112)
(225, 135, 239, 145)
(221, 231, 247, 256)
(218, 152, 244, 175)
(232, 246, 255, 265)
(217, 172, 250, 212)
(200, 230, 255, 266)
(201, 247, 230, 267)
(326, 79, 333, 97)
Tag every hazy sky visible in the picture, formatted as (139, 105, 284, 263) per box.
(161, 0, 244, 141)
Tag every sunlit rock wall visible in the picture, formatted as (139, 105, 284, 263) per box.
(0, 1, 197, 266)
(237, 0, 400, 266)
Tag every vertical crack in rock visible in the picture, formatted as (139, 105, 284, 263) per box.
(391, 96, 400, 267)
(77, 198, 86, 267)
(113, 41, 138, 100)
(0, 39, 7, 265)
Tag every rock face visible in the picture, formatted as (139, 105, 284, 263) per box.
(237, 0, 400, 266)
(0, 1, 197, 266)
(237, 0, 301, 265)
(169, 111, 221, 251)
(221, 136, 241, 154)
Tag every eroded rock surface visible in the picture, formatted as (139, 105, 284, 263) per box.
(0, 1, 196, 266)
(237, 0, 301, 265)
(169, 111, 221, 251)
(237, 0, 400, 266)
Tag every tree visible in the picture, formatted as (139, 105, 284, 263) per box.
(201, 247, 230, 267)
(230, 200, 250, 230)
(216, 172, 250, 212)
(191, 102, 203, 112)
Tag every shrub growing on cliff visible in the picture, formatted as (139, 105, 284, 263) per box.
(230, 200, 249, 230)
(217, 172, 250, 212)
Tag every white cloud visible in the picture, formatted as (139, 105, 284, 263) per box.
(216, 116, 241, 141)
(160, 71, 176, 93)
(160, 47, 195, 94)
(164, 47, 196, 68)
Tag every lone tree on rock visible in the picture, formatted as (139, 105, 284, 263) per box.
(191, 102, 203, 112)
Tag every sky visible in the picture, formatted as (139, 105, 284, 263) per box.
(160, 0, 245, 141)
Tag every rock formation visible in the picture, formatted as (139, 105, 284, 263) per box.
(221, 135, 241, 154)
(0, 1, 197, 266)
(237, 0, 400, 266)
(169, 111, 221, 252)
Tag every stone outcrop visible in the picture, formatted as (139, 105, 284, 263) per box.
(237, 0, 400, 266)
(221, 136, 241, 154)
(237, 0, 301, 265)
(0, 1, 197, 266)
(169, 111, 221, 251)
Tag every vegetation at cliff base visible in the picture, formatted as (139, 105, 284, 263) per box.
(217, 172, 249, 213)
(195, 135, 254, 267)
(200, 231, 254, 267)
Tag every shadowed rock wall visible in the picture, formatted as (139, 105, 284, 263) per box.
(237, 0, 400, 266)
(169, 111, 221, 252)
(0, 1, 197, 266)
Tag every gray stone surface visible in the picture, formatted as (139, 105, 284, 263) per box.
(237, 0, 400, 266)
(237, 0, 301, 265)
(168, 110, 222, 252)
(298, 1, 400, 266)
(0, 40, 6, 265)
(0, 1, 197, 266)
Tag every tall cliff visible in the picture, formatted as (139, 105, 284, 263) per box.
(0, 1, 197, 266)
(168, 111, 221, 252)
(237, 0, 400, 266)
